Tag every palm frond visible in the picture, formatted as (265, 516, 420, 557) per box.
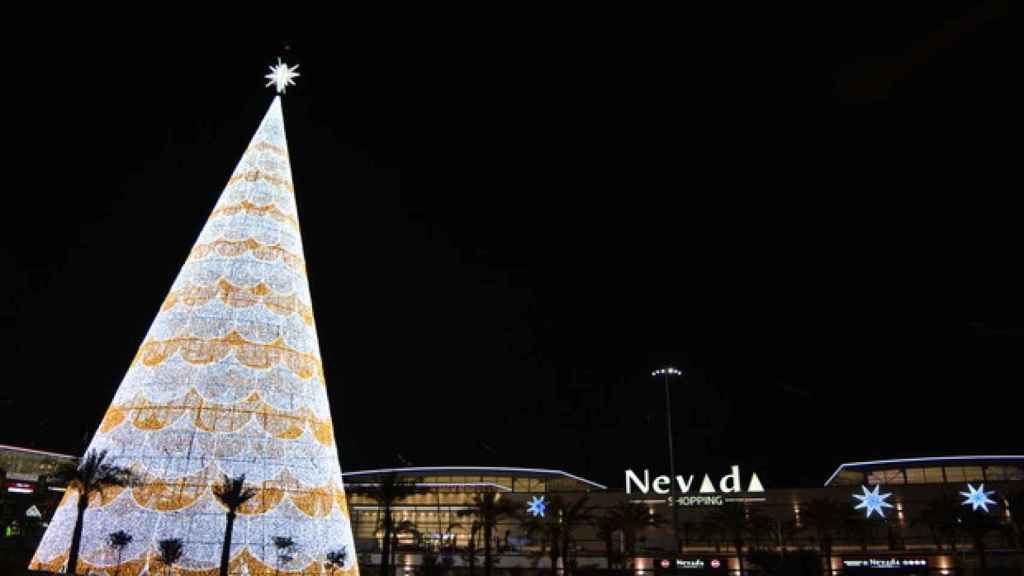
(212, 474, 258, 511)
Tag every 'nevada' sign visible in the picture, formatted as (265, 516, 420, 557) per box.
(625, 465, 766, 506)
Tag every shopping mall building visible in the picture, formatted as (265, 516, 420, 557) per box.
(0, 444, 75, 572)
(3, 444, 1021, 574)
(344, 457, 1023, 575)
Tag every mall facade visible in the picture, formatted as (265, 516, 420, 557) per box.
(0, 444, 75, 572)
(3, 446, 1021, 574)
(344, 457, 1023, 575)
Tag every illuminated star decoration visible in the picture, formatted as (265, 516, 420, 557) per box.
(526, 496, 547, 518)
(853, 485, 894, 518)
(960, 483, 997, 512)
(265, 58, 300, 94)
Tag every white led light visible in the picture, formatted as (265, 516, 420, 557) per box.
(31, 93, 356, 575)
(853, 485, 894, 518)
(960, 483, 997, 513)
(265, 58, 300, 94)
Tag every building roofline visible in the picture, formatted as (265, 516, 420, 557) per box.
(0, 443, 78, 460)
(341, 466, 608, 490)
(0, 440, 77, 459)
(825, 455, 1024, 486)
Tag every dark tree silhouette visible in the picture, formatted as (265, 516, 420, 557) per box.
(349, 473, 426, 576)
(801, 498, 856, 571)
(458, 490, 518, 576)
(954, 506, 1006, 572)
(705, 504, 751, 576)
(592, 512, 620, 569)
(273, 536, 297, 575)
(521, 496, 595, 575)
(51, 450, 138, 575)
(212, 474, 257, 576)
(108, 530, 133, 576)
(157, 538, 184, 576)
(325, 546, 348, 575)
(1006, 490, 1024, 549)
(606, 502, 662, 565)
(912, 498, 958, 551)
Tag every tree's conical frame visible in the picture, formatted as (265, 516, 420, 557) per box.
(30, 96, 359, 576)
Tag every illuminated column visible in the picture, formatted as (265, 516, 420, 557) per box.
(31, 78, 359, 575)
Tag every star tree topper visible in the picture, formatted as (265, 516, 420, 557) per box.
(526, 496, 547, 518)
(266, 58, 300, 94)
(960, 483, 997, 512)
(853, 485, 894, 518)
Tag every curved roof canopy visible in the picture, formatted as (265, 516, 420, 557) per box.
(825, 455, 1024, 486)
(341, 466, 607, 490)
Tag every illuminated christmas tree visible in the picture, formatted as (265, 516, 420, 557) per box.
(31, 61, 359, 576)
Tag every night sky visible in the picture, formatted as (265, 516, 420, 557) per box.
(3, 6, 1018, 490)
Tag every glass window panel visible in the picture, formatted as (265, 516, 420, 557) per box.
(867, 469, 903, 485)
(905, 468, 925, 484)
(985, 466, 1006, 481)
(962, 466, 984, 482)
(944, 467, 966, 482)
(836, 470, 864, 486)
(923, 467, 945, 483)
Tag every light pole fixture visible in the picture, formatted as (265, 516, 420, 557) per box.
(652, 367, 683, 554)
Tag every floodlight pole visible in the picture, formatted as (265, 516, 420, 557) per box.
(653, 367, 682, 555)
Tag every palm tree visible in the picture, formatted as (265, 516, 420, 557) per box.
(705, 504, 751, 576)
(801, 498, 854, 571)
(608, 502, 662, 563)
(681, 520, 699, 553)
(555, 496, 593, 576)
(700, 518, 724, 552)
(325, 546, 348, 575)
(953, 506, 1006, 572)
(349, 474, 427, 576)
(157, 538, 184, 576)
(273, 536, 297, 575)
(390, 519, 420, 568)
(457, 490, 518, 576)
(107, 530, 133, 576)
(441, 520, 463, 553)
(748, 514, 776, 551)
(913, 499, 957, 551)
(51, 449, 138, 575)
(459, 520, 482, 576)
(1006, 490, 1024, 549)
(212, 474, 257, 576)
(592, 512, 620, 569)
(524, 511, 561, 573)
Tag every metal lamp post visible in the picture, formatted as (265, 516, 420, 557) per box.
(652, 367, 683, 555)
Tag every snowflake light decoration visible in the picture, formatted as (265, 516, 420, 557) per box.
(853, 485, 894, 518)
(526, 496, 547, 518)
(265, 58, 300, 94)
(960, 483, 997, 512)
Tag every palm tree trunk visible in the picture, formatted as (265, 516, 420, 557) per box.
(603, 536, 614, 570)
(819, 535, 832, 576)
(220, 510, 236, 576)
(381, 505, 392, 576)
(974, 536, 987, 571)
(561, 532, 572, 576)
(483, 520, 493, 576)
(549, 539, 560, 574)
(67, 493, 89, 575)
(734, 540, 744, 576)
